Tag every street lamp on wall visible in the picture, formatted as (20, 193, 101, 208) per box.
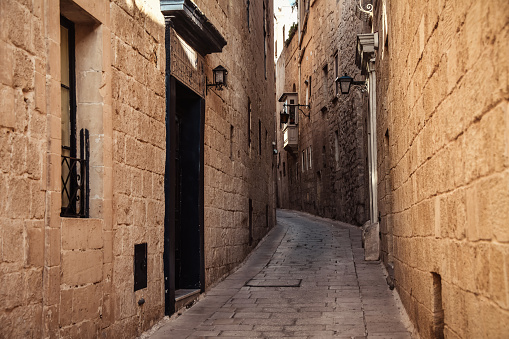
(280, 110, 290, 124)
(278, 92, 310, 126)
(206, 65, 228, 94)
(337, 73, 367, 94)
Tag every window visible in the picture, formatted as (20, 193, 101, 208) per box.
(322, 64, 328, 100)
(305, 78, 310, 106)
(230, 125, 234, 160)
(308, 76, 311, 104)
(334, 52, 339, 96)
(60, 16, 89, 218)
(322, 145, 326, 168)
(263, 1, 267, 79)
(302, 150, 306, 172)
(308, 146, 312, 169)
(289, 98, 296, 124)
(248, 198, 253, 245)
(246, 0, 251, 32)
(247, 98, 251, 148)
(265, 204, 269, 228)
(334, 130, 339, 167)
(258, 119, 262, 156)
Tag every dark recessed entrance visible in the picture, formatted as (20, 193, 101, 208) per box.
(164, 77, 205, 315)
(175, 81, 202, 291)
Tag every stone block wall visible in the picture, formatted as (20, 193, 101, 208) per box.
(276, 0, 370, 226)
(0, 0, 52, 336)
(0, 0, 166, 337)
(374, 0, 509, 337)
(193, 0, 277, 288)
(109, 0, 166, 336)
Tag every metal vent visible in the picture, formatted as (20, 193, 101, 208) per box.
(134, 243, 147, 291)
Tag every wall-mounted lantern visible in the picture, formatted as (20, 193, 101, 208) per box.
(278, 92, 310, 124)
(206, 65, 228, 94)
(280, 110, 290, 124)
(337, 73, 367, 94)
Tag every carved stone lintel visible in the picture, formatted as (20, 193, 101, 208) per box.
(169, 28, 205, 98)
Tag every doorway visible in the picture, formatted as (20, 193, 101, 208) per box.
(164, 77, 205, 315)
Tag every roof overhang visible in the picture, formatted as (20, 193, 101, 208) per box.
(160, 0, 227, 56)
(278, 92, 298, 102)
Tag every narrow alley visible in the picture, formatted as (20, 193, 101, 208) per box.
(144, 210, 412, 338)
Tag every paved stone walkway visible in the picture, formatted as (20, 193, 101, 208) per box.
(144, 210, 413, 338)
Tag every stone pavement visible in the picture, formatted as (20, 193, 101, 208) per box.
(143, 210, 413, 338)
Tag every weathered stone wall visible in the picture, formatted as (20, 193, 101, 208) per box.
(374, 0, 509, 337)
(276, 0, 370, 226)
(193, 0, 277, 288)
(0, 0, 166, 337)
(0, 0, 47, 336)
(109, 0, 166, 336)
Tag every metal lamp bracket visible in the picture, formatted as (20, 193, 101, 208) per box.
(358, 0, 373, 18)
(206, 76, 225, 94)
(283, 103, 311, 119)
(352, 80, 368, 93)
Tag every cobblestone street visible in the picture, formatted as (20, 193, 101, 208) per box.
(144, 210, 412, 338)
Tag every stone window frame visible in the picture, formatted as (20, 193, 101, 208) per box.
(57, 1, 112, 221)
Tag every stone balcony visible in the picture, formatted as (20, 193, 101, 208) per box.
(283, 124, 298, 153)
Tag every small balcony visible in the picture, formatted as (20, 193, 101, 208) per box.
(283, 124, 298, 153)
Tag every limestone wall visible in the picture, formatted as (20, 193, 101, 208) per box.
(192, 0, 277, 287)
(109, 0, 166, 336)
(374, 0, 509, 337)
(0, 0, 166, 337)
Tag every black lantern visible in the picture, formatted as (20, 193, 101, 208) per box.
(207, 65, 228, 94)
(280, 110, 290, 124)
(213, 65, 227, 88)
(337, 73, 366, 94)
(338, 73, 354, 94)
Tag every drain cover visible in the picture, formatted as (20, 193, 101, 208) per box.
(245, 279, 302, 287)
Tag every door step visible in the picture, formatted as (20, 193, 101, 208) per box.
(175, 289, 200, 312)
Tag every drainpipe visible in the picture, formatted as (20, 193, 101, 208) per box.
(368, 58, 377, 225)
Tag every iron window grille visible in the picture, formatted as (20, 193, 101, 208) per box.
(61, 129, 90, 218)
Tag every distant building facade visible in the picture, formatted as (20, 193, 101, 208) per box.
(275, 0, 370, 226)
(273, 0, 297, 62)
(0, 0, 275, 337)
